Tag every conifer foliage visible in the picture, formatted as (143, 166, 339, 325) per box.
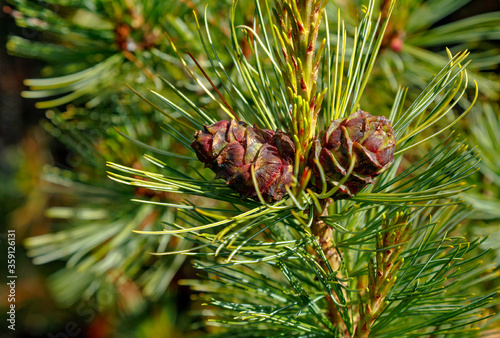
(107, 0, 497, 336)
(5, 0, 499, 336)
(4, 0, 236, 317)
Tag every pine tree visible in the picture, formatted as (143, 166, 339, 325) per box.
(330, 0, 500, 100)
(106, 0, 498, 336)
(4, 0, 249, 328)
(5, 0, 499, 336)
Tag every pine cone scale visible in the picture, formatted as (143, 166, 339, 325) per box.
(309, 110, 396, 198)
(191, 120, 295, 201)
(193, 110, 394, 201)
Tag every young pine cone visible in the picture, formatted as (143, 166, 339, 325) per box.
(191, 120, 295, 201)
(309, 110, 396, 199)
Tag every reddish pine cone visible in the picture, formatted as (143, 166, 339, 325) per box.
(309, 110, 396, 199)
(191, 120, 295, 201)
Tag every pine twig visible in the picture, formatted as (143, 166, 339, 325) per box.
(311, 201, 347, 334)
(355, 212, 410, 337)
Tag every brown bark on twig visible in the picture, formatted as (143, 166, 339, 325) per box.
(311, 202, 348, 336)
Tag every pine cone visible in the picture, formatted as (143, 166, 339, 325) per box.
(309, 110, 396, 199)
(191, 120, 295, 201)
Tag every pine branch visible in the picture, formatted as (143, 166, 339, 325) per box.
(355, 212, 409, 337)
(103, 0, 497, 334)
(11, 0, 494, 335)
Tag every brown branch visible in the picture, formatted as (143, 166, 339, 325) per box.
(311, 201, 348, 335)
(354, 214, 409, 337)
